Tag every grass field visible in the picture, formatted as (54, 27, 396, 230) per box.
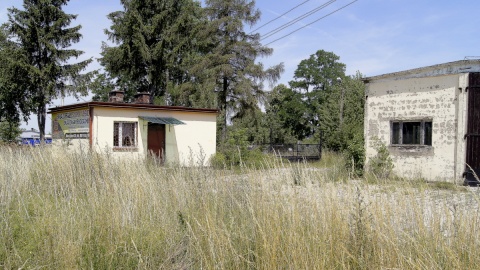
(0, 146, 479, 269)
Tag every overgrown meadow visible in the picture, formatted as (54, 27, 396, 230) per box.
(1, 146, 480, 269)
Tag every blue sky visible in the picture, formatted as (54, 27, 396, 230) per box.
(1, 0, 480, 130)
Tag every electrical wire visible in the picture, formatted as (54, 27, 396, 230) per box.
(264, 0, 359, 46)
(260, 0, 337, 41)
(249, 0, 312, 34)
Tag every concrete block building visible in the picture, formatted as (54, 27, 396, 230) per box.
(363, 60, 480, 184)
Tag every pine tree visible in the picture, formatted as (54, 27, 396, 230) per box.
(100, 0, 204, 104)
(197, 0, 284, 142)
(7, 0, 92, 141)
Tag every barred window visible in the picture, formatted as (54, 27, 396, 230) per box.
(114, 122, 137, 148)
(391, 120, 432, 146)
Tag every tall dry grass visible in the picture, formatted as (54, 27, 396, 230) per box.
(0, 146, 479, 269)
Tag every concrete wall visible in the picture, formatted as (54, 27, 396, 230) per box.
(365, 73, 468, 182)
(91, 107, 217, 166)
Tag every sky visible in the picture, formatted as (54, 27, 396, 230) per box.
(1, 0, 480, 131)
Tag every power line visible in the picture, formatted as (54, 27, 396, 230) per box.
(265, 0, 359, 46)
(260, 0, 337, 41)
(249, 0, 312, 34)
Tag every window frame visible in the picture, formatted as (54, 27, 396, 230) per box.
(113, 121, 139, 151)
(390, 120, 432, 146)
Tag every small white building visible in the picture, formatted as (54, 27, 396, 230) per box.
(48, 91, 217, 166)
(364, 60, 480, 184)
(19, 128, 52, 146)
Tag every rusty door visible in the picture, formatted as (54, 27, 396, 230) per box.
(465, 72, 480, 185)
(148, 123, 165, 161)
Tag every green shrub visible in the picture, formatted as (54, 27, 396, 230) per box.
(218, 128, 249, 166)
(344, 131, 365, 176)
(368, 139, 394, 179)
(209, 152, 227, 169)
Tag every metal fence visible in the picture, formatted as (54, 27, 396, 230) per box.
(250, 143, 322, 161)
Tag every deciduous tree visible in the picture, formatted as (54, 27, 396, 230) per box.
(289, 50, 346, 141)
(266, 84, 308, 143)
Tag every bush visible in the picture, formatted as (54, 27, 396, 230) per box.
(344, 131, 365, 176)
(209, 152, 227, 169)
(368, 139, 394, 179)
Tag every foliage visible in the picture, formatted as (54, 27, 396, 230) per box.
(7, 0, 92, 140)
(289, 49, 346, 140)
(212, 128, 275, 168)
(89, 72, 115, 102)
(338, 72, 366, 174)
(0, 120, 21, 143)
(265, 84, 308, 142)
(0, 27, 31, 125)
(1, 147, 479, 268)
(282, 50, 365, 173)
(100, 0, 205, 104)
(230, 108, 269, 145)
(218, 128, 249, 166)
(368, 138, 394, 178)
(209, 152, 227, 168)
(197, 0, 284, 142)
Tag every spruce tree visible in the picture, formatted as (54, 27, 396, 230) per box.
(197, 0, 284, 142)
(0, 26, 31, 128)
(100, 0, 204, 104)
(7, 0, 92, 141)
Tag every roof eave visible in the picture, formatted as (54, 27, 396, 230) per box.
(364, 59, 480, 82)
(48, 102, 219, 114)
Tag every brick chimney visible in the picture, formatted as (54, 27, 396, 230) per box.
(108, 90, 125, 103)
(134, 92, 151, 104)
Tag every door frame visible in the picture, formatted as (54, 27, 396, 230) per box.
(147, 123, 166, 162)
(464, 72, 480, 185)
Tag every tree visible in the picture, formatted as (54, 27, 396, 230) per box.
(265, 84, 308, 143)
(289, 50, 346, 141)
(337, 72, 365, 173)
(0, 26, 31, 129)
(100, 0, 204, 104)
(287, 50, 365, 173)
(90, 72, 115, 102)
(7, 0, 92, 141)
(0, 121, 21, 143)
(197, 0, 284, 142)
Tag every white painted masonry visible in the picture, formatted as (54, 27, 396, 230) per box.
(364, 60, 480, 182)
(49, 102, 217, 166)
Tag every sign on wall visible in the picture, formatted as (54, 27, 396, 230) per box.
(52, 109, 89, 139)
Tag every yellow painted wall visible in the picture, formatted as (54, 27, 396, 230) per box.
(90, 107, 216, 166)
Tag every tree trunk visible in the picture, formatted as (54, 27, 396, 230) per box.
(221, 76, 228, 142)
(37, 102, 46, 143)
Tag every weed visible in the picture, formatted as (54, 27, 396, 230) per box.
(0, 146, 479, 268)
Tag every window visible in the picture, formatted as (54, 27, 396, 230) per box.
(391, 120, 432, 146)
(114, 122, 138, 148)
